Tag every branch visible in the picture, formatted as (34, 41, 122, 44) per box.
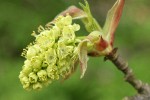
(105, 48, 150, 100)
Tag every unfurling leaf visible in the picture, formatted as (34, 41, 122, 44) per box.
(78, 39, 90, 78)
(79, 0, 102, 32)
(103, 0, 125, 46)
(46, 6, 86, 27)
(56, 6, 87, 20)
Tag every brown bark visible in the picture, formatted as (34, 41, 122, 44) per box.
(105, 48, 150, 100)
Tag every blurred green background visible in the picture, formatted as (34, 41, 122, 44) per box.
(0, 0, 150, 100)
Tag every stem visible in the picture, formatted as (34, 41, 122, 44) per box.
(76, 36, 86, 40)
(75, 36, 86, 44)
(105, 48, 150, 100)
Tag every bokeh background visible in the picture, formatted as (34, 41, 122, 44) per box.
(0, 0, 150, 100)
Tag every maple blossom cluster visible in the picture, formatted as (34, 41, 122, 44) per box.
(19, 0, 124, 90)
(19, 15, 81, 90)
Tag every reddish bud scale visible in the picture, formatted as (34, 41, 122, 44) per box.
(60, 6, 83, 17)
(96, 36, 108, 51)
(110, 0, 125, 46)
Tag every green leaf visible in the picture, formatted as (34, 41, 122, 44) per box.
(78, 39, 90, 78)
(103, 0, 125, 45)
(79, 0, 102, 32)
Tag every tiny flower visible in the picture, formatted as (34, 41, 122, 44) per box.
(20, 76, 30, 89)
(62, 25, 75, 43)
(35, 30, 55, 49)
(51, 26, 60, 40)
(19, 71, 25, 79)
(41, 61, 48, 68)
(57, 41, 74, 59)
(22, 65, 32, 75)
(62, 24, 80, 43)
(61, 15, 72, 26)
(44, 48, 57, 66)
(31, 56, 42, 72)
(33, 82, 42, 90)
(24, 59, 31, 67)
(37, 70, 48, 82)
(47, 65, 59, 80)
(54, 16, 65, 29)
(29, 72, 38, 83)
(55, 15, 72, 29)
(26, 45, 38, 59)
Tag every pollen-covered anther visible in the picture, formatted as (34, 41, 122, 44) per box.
(38, 25, 45, 33)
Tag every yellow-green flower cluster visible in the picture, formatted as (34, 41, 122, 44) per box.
(19, 15, 80, 90)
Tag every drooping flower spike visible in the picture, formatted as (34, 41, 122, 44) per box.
(19, 15, 81, 90)
(19, 0, 125, 90)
